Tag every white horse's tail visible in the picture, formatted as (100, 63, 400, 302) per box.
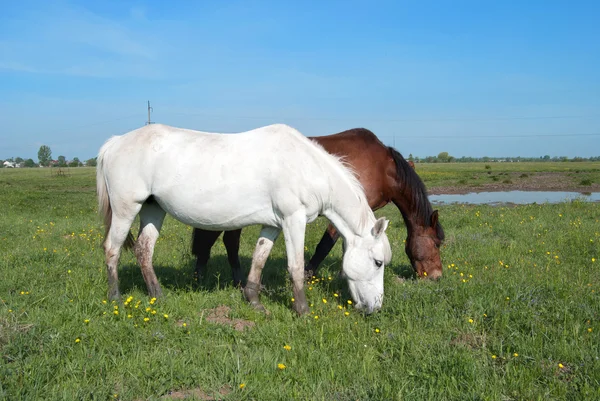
(96, 138, 135, 250)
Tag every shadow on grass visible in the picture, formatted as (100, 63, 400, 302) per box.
(117, 255, 292, 304)
(392, 263, 418, 280)
(116, 255, 417, 310)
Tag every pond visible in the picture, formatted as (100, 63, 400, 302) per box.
(429, 191, 600, 205)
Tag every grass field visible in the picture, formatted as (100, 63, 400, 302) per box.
(414, 161, 600, 191)
(1, 166, 599, 400)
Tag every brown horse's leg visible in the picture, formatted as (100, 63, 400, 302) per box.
(244, 226, 279, 313)
(223, 229, 243, 287)
(305, 224, 340, 278)
(191, 228, 222, 282)
(135, 201, 166, 298)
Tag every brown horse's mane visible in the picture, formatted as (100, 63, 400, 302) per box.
(387, 146, 445, 241)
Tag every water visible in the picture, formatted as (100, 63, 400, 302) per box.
(429, 191, 600, 205)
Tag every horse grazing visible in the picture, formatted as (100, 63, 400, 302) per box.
(192, 128, 444, 284)
(97, 124, 391, 315)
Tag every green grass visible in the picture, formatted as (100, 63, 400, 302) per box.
(416, 161, 600, 189)
(1, 167, 599, 400)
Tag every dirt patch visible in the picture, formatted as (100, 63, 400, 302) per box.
(449, 333, 486, 350)
(160, 385, 231, 400)
(204, 305, 255, 331)
(429, 172, 599, 195)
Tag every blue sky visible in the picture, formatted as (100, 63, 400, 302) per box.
(1, 0, 599, 161)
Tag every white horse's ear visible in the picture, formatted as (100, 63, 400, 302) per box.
(371, 217, 389, 239)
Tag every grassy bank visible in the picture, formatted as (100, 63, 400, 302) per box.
(1, 167, 598, 400)
(415, 161, 600, 192)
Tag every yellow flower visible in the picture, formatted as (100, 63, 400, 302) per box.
(283, 345, 291, 351)
(84, 319, 90, 324)
(375, 328, 380, 333)
(149, 297, 157, 305)
(322, 298, 327, 304)
(75, 338, 81, 343)
(593, 258, 596, 262)
(333, 293, 339, 297)
(113, 310, 119, 315)
(491, 355, 497, 359)
(163, 314, 169, 319)
(102, 300, 107, 304)
(337, 305, 343, 310)
(277, 363, 286, 370)
(513, 353, 518, 357)
(145, 307, 151, 312)
(558, 363, 564, 369)
(308, 287, 312, 291)
(291, 298, 295, 302)
(588, 328, 593, 332)
(127, 314, 133, 318)
(151, 310, 157, 315)
(144, 317, 150, 322)
(423, 272, 427, 276)
(344, 312, 350, 316)
(239, 383, 246, 389)
(468, 319, 474, 324)
(314, 315, 319, 319)
(347, 300, 352, 305)
(183, 323, 187, 327)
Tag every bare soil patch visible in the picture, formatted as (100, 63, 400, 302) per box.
(204, 305, 255, 331)
(160, 385, 231, 400)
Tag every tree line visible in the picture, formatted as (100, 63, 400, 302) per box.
(408, 152, 600, 163)
(2, 146, 600, 169)
(0, 145, 97, 168)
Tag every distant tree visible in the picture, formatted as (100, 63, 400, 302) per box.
(38, 145, 52, 166)
(408, 153, 414, 162)
(437, 152, 450, 162)
(23, 158, 36, 168)
(0, 160, 4, 168)
(68, 157, 82, 167)
(85, 157, 97, 167)
(57, 155, 67, 167)
(15, 157, 24, 164)
(542, 155, 550, 161)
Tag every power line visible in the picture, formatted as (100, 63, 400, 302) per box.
(166, 111, 600, 123)
(375, 133, 600, 139)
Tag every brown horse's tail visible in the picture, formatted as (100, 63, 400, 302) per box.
(96, 140, 135, 250)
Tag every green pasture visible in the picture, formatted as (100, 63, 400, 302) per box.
(415, 161, 600, 189)
(0, 167, 599, 400)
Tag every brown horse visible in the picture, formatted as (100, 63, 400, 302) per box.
(191, 128, 445, 285)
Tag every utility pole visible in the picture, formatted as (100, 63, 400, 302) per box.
(146, 101, 154, 125)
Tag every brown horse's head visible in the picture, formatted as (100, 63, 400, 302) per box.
(404, 210, 444, 279)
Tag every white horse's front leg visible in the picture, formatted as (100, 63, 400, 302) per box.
(282, 210, 309, 315)
(243, 226, 280, 312)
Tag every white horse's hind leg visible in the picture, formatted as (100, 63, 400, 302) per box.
(135, 200, 167, 298)
(244, 226, 280, 312)
(281, 210, 309, 315)
(105, 204, 142, 301)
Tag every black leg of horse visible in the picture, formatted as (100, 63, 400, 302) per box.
(223, 229, 243, 287)
(305, 224, 340, 278)
(191, 228, 222, 282)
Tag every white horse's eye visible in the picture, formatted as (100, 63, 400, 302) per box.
(374, 260, 383, 268)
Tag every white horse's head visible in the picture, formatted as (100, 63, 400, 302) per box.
(341, 217, 391, 314)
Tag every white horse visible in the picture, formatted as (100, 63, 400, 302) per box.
(96, 123, 391, 314)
